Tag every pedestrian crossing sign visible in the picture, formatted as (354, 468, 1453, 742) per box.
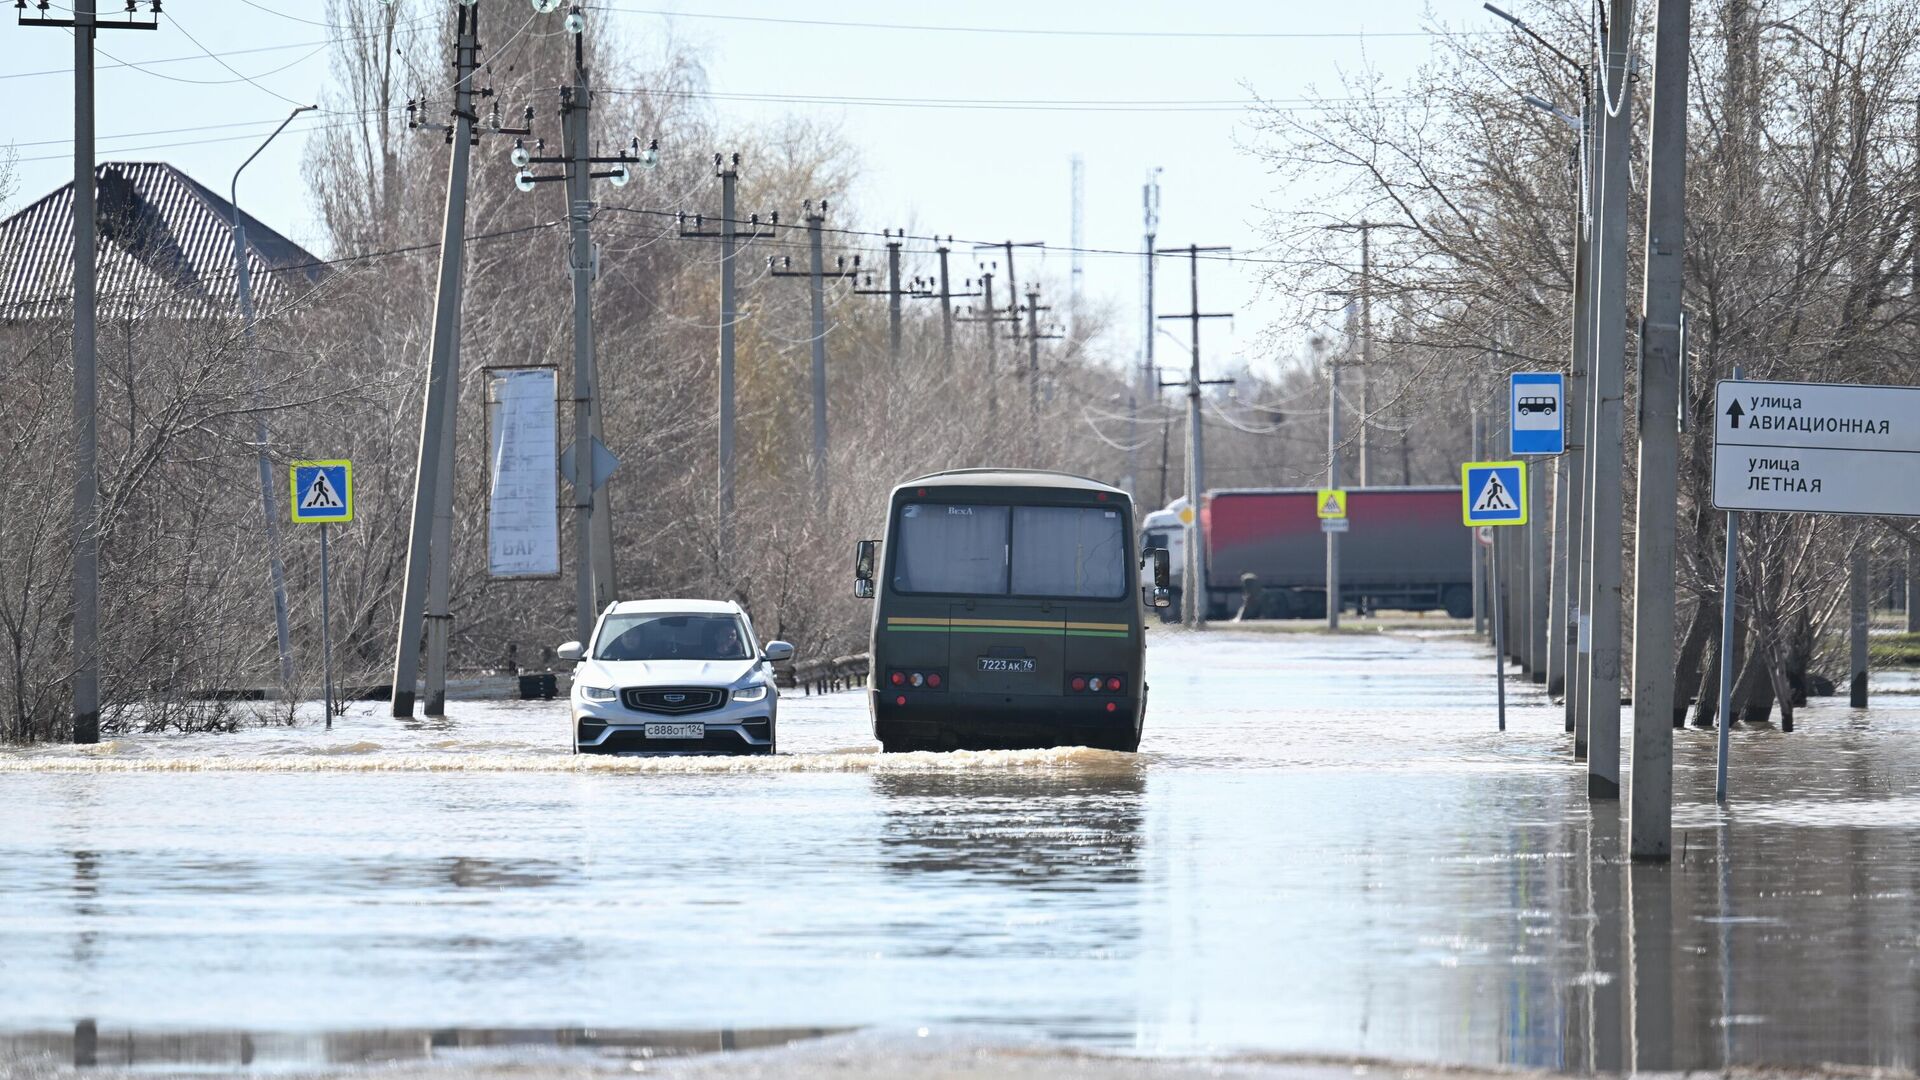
(1460, 461, 1527, 526)
(290, 460, 353, 524)
(1316, 488, 1347, 519)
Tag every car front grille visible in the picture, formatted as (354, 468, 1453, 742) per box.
(621, 686, 725, 715)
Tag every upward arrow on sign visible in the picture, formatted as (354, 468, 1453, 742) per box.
(1725, 399, 1744, 429)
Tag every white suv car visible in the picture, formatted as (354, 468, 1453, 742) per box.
(558, 599, 794, 755)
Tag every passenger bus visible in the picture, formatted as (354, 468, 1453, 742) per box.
(853, 469, 1170, 753)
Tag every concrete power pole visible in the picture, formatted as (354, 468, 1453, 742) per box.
(677, 156, 775, 565)
(1156, 244, 1233, 629)
(20, 0, 161, 742)
(770, 204, 861, 509)
(1328, 343, 1344, 631)
(1629, 0, 1690, 860)
(908, 237, 974, 371)
(855, 230, 923, 366)
(1585, 0, 1638, 801)
(1021, 288, 1062, 422)
(389, 5, 478, 717)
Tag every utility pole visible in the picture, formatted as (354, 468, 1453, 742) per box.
(1585, 0, 1637, 801)
(20, 0, 161, 743)
(506, 14, 652, 645)
(391, 4, 538, 715)
(1629, 0, 1689, 860)
(1323, 223, 1386, 627)
(1328, 340, 1344, 630)
(855, 230, 926, 366)
(907, 237, 974, 371)
(956, 264, 1017, 416)
(770, 202, 861, 509)
(1022, 288, 1063, 422)
(973, 240, 1042, 315)
(1489, 0, 1596, 737)
(910, 235, 975, 368)
(1155, 244, 1234, 630)
(231, 104, 314, 695)
(678, 156, 774, 568)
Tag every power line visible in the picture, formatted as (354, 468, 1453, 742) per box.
(587, 6, 1471, 40)
(593, 85, 1418, 113)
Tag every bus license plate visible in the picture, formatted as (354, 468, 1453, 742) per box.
(644, 723, 704, 739)
(977, 658, 1035, 673)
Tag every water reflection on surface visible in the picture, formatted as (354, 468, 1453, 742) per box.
(0, 1021, 846, 1071)
(3, 632, 1919, 1073)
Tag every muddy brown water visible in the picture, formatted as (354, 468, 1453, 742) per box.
(3, 630, 1917, 1074)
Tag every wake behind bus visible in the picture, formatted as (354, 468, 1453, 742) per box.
(853, 469, 1170, 753)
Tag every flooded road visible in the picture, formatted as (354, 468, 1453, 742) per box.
(4, 628, 1919, 1075)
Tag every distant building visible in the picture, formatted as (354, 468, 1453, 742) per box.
(0, 161, 325, 322)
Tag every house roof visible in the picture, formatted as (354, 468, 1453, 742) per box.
(0, 161, 326, 321)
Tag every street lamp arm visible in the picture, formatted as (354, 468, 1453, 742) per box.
(231, 103, 318, 219)
(1484, 3, 1589, 97)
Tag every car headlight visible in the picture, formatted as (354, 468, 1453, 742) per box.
(577, 683, 618, 702)
(732, 683, 769, 703)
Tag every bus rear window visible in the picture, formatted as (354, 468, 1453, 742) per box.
(892, 504, 1009, 595)
(1011, 506, 1125, 598)
(891, 503, 1125, 599)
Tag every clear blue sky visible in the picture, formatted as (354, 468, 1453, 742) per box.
(4, 1, 1478, 374)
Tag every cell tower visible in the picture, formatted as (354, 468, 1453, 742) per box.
(1069, 153, 1085, 328)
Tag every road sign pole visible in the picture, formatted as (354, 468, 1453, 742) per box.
(1715, 507, 1737, 802)
(320, 523, 334, 732)
(1492, 535, 1506, 732)
(1716, 365, 1743, 803)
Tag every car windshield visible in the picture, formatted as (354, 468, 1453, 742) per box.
(892, 502, 1127, 599)
(593, 613, 750, 661)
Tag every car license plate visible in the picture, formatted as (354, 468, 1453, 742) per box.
(643, 723, 704, 739)
(977, 657, 1036, 673)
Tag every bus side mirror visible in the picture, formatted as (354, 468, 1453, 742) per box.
(1149, 547, 1171, 589)
(854, 539, 878, 599)
(1151, 587, 1172, 609)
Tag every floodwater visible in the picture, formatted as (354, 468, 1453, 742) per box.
(3, 629, 1919, 1075)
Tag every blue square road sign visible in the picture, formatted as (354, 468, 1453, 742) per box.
(1510, 372, 1565, 456)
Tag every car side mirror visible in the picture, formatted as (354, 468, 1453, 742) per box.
(854, 539, 879, 598)
(1148, 547, 1171, 589)
(762, 641, 795, 664)
(556, 641, 584, 662)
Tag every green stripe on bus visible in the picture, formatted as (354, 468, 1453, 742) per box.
(885, 625, 1129, 639)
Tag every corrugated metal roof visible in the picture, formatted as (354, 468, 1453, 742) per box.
(0, 161, 327, 322)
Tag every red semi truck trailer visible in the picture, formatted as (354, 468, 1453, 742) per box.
(1146, 487, 1474, 621)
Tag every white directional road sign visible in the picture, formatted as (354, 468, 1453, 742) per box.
(1712, 379, 1920, 516)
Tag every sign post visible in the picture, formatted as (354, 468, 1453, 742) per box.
(291, 460, 353, 729)
(1463, 461, 1530, 731)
